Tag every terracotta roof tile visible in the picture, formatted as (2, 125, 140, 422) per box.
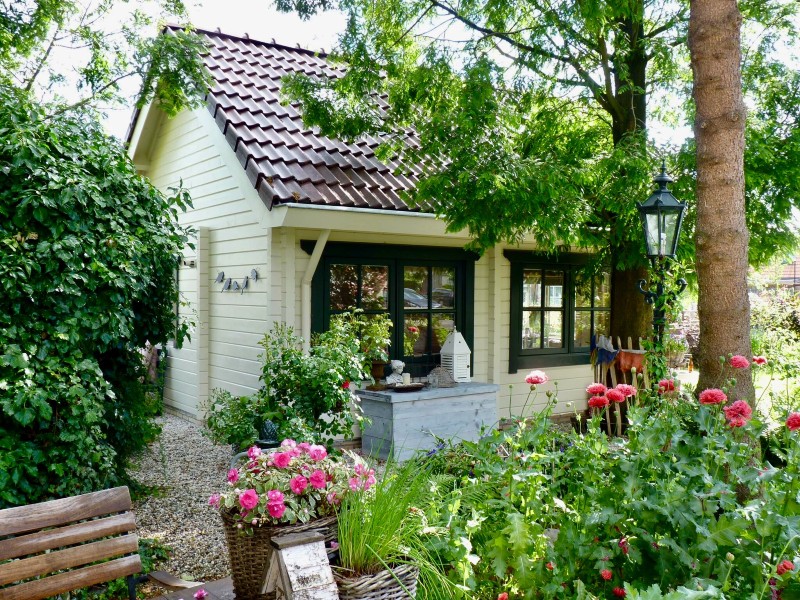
(187, 27, 420, 211)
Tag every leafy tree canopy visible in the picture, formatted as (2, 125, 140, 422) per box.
(0, 85, 192, 506)
(276, 0, 799, 272)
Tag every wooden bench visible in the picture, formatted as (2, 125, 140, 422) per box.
(0, 486, 200, 600)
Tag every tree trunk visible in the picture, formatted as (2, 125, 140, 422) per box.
(689, 0, 754, 399)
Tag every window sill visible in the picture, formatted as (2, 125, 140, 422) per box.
(509, 353, 591, 373)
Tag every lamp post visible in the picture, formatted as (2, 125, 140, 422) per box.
(636, 161, 688, 346)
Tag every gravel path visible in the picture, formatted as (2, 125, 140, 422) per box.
(129, 414, 232, 583)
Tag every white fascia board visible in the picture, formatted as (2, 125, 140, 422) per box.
(126, 101, 153, 163)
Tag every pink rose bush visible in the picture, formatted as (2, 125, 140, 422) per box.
(211, 440, 371, 529)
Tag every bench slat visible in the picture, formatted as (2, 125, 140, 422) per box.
(0, 534, 139, 586)
(0, 487, 131, 537)
(0, 512, 136, 562)
(0, 554, 142, 600)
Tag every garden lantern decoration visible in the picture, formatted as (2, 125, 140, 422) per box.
(441, 328, 471, 383)
(637, 161, 687, 260)
(636, 161, 687, 348)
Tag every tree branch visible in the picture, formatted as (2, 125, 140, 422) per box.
(43, 70, 138, 119)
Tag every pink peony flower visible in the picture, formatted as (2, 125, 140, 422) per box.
(290, 476, 308, 494)
(267, 501, 286, 519)
(267, 489, 285, 503)
(606, 389, 625, 403)
(777, 560, 795, 576)
(227, 468, 239, 484)
(753, 355, 768, 366)
(272, 452, 292, 468)
(699, 388, 727, 405)
(586, 383, 607, 395)
(601, 569, 613, 581)
(588, 395, 609, 409)
(247, 446, 262, 460)
(729, 355, 750, 369)
(308, 445, 328, 461)
(787, 413, 800, 432)
(310, 469, 327, 489)
(616, 384, 636, 397)
(194, 589, 209, 600)
(723, 400, 752, 427)
(525, 370, 549, 385)
(208, 493, 220, 508)
(613, 588, 626, 598)
(658, 379, 676, 393)
(238, 489, 259, 510)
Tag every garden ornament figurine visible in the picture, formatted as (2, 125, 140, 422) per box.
(385, 360, 405, 385)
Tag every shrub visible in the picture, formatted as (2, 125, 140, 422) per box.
(0, 88, 191, 507)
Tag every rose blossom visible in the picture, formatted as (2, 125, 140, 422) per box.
(601, 569, 613, 581)
(699, 388, 727, 405)
(658, 379, 676, 393)
(297, 442, 311, 454)
(239, 489, 259, 510)
(787, 413, 800, 431)
(193, 589, 209, 600)
(267, 489, 284, 503)
(290, 475, 308, 494)
(753, 355, 768, 366)
(586, 382, 607, 395)
(729, 355, 750, 369)
(349, 477, 360, 492)
(616, 384, 636, 397)
(498, 594, 509, 600)
(525, 370, 549, 385)
(723, 400, 752, 427)
(272, 452, 292, 468)
(267, 501, 287, 519)
(606, 389, 625, 403)
(227, 468, 239, 484)
(247, 445, 262, 459)
(208, 493, 221, 508)
(588, 395, 609, 409)
(308, 445, 328, 461)
(310, 469, 327, 489)
(613, 588, 626, 598)
(327, 491, 340, 505)
(777, 560, 795, 575)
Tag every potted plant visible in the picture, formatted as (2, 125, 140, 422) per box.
(209, 440, 369, 600)
(331, 309, 393, 386)
(332, 457, 454, 599)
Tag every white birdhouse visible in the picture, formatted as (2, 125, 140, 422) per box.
(441, 328, 471, 382)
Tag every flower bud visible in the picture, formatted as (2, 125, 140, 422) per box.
(726, 553, 734, 561)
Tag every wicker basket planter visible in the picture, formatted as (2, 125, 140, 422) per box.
(220, 511, 337, 600)
(333, 563, 419, 600)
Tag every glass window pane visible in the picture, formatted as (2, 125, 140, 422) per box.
(575, 275, 592, 308)
(431, 266, 455, 308)
(330, 264, 357, 310)
(594, 310, 610, 339)
(361, 265, 388, 310)
(596, 273, 611, 308)
(574, 310, 591, 348)
(522, 310, 542, 349)
(523, 270, 542, 307)
(544, 311, 563, 348)
(544, 271, 564, 307)
(431, 313, 455, 354)
(404, 314, 428, 356)
(404, 266, 429, 308)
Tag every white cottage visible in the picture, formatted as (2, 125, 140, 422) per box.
(126, 27, 610, 424)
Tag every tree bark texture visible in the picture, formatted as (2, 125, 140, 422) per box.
(689, 0, 754, 399)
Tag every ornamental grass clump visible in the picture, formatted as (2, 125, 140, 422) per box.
(209, 440, 368, 531)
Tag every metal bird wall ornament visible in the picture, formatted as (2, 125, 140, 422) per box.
(214, 269, 259, 293)
(222, 278, 232, 292)
(215, 271, 225, 283)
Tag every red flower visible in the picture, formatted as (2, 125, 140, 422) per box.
(408, 326, 419, 333)
(613, 588, 627, 598)
(589, 395, 609, 409)
(699, 388, 727, 405)
(618, 537, 629, 555)
(777, 560, 795, 575)
(586, 382, 607, 395)
(729, 355, 750, 369)
(788, 413, 800, 432)
(545, 562, 554, 571)
(615, 384, 636, 397)
(497, 594, 509, 600)
(525, 370, 549, 385)
(723, 400, 752, 427)
(600, 569, 613, 581)
(606, 389, 625, 403)
(658, 379, 676, 393)
(753, 355, 768, 366)
(342, 380, 350, 389)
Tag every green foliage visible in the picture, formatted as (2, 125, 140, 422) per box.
(331, 309, 393, 365)
(201, 389, 261, 451)
(0, 87, 191, 507)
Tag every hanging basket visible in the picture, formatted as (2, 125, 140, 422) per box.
(334, 563, 419, 600)
(220, 511, 337, 600)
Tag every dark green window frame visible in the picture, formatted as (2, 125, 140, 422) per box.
(505, 250, 609, 372)
(305, 241, 477, 378)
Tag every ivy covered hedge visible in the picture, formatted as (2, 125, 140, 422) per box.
(0, 88, 191, 507)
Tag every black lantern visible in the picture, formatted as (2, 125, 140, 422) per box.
(637, 162, 687, 260)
